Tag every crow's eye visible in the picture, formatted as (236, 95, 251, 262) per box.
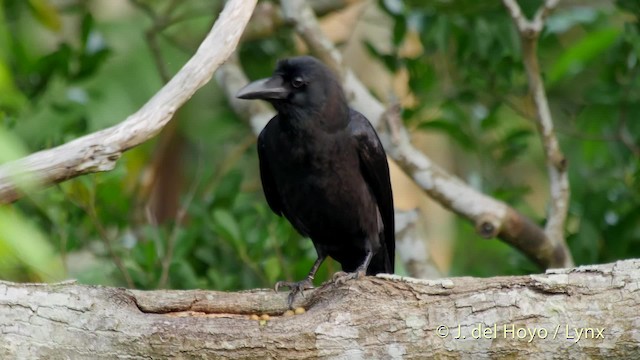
(291, 78, 304, 88)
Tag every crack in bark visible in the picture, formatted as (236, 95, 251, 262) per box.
(3, 261, 639, 357)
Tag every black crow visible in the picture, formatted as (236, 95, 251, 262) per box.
(237, 56, 394, 306)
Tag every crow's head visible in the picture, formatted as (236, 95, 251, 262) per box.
(237, 56, 348, 121)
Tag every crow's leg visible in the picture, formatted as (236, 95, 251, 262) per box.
(332, 248, 373, 285)
(275, 255, 326, 308)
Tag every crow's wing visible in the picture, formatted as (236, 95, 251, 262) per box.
(257, 118, 284, 217)
(257, 117, 311, 237)
(348, 109, 395, 271)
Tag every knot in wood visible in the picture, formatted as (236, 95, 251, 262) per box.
(476, 215, 501, 239)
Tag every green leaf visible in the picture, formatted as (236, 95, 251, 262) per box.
(170, 260, 201, 289)
(617, 0, 640, 16)
(263, 256, 281, 284)
(0, 207, 65, 281)
(406, 57, 435, 97)
(479, 105, 502, 130)
(0, 60, 27, 112)
(497, 128, 533, 164)
(392, 16, 407, 46)
(0, 125, 28, 163)
(27, 0, 62, 31)
(363, 41, 398, 72)
(173, 229, 197, 260)
(418, 120, 475, 150)
(547, 28, 621, 86)
(572, 219, 601, 264)
(212, 170, 242, 208)
(80, 13, 95, 50)
(212, 209, 242, 246)
(132, 232, 159, 272)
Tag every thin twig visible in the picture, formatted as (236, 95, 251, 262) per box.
(267, 221, 293, 281)
(502, 0, 572, 266)
(128, 0, 155, 19)
(202, 133, 256, 202)
(85, 178, 135, 288)
(617, 67, 640, 158)
(157, 149, 204, 289)
(617, 106, 640, 158)
(57, 183, 132, 285)
(129, 0, 172, 82)
(145, 30, 171, 83)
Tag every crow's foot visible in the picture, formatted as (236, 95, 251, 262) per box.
(274, 278, 314, 308)
(331, 269, 366, 286)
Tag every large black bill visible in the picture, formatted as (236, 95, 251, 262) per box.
(236, 76, 289, 100)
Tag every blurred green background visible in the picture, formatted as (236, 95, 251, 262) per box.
(0, 0, 638, 289)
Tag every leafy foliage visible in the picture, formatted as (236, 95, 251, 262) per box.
(0, 0, 638, 287)
(0, 0, 339, 289)
(373, 0, 640, 274)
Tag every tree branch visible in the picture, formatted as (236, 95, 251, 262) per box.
(502, 0, 572, 265)
(242, 0, 362, 42)
(1, 260, 638, 358)
(275, 0, 572, 268)
(215, 54, 275, 135)
(0, 0, 258, 204)
(382, 108, 568, 268)
(278, 0, 386, 126)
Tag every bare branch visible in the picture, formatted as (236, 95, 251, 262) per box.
(215, 54, 275, 135)
(280, 0, 343, 72)
(278, 0, 386, 126)
(242, 0, 362, 42)
(395, 209, 443, 279)
(275, 0, 572, 268)
(383, 108, 567, 268)
(2, 259, 638, 357)
(534, 0, 561, 31)
(502, 0, 559, 36)
(502, 0, 572, 266)
(0, 0, 258, 204)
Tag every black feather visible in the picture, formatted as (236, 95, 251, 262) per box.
(239, 55, 395, 293)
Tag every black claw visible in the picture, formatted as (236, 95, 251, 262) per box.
(274, 279, 314, 308)
(332, 270, 366, 286)
(274, 281, 285, 293)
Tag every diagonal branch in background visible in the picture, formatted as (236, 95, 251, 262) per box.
(279, 0, 385, 126)
(383, 108, 569, 269)
(242, 0, 363, 42)
(502, 0, 573, 265)
(0, 0, 258, 204)
(216, 54, 275, 135)
(277, 0, 573, 268)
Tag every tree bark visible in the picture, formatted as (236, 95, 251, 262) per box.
(1, 259, 638, 359)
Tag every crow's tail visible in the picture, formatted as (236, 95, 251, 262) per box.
(366, 236, 394, 275)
